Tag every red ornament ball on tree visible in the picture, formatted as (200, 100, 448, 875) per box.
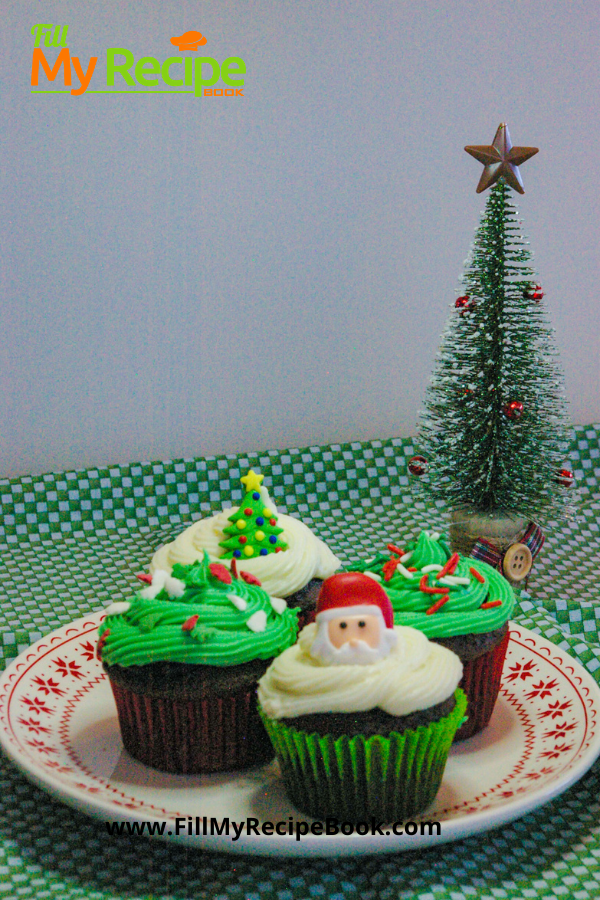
(525, 283, 544, 302)
(555, 468, 574, 488)
(408, 455, 428, 476)
(503, 400, 524, 420)
(455, 295, 475, 316)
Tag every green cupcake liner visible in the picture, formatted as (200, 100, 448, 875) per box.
(259, 689, 467, 823)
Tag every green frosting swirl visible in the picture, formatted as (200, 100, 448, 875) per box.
(98, 555, 299, 667)
(354, 531, 514, 638)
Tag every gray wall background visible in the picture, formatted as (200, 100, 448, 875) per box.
(2, 0, 599, 479)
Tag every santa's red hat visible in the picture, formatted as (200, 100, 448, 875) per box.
(315, 572, 394, 629)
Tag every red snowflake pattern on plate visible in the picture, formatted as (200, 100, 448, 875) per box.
(0, 615, 599, 858)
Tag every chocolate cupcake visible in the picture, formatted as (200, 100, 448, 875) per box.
(97, 553, 299, 773)
(258, 573, 466, 823)
(354, 530, 515, 740)
(150, 469, 341, 628)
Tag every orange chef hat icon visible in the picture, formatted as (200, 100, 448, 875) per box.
(170, 31, 207, 51)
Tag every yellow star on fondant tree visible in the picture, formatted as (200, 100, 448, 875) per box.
(465, 123, 538, 194)
(240, 469, 264, 493)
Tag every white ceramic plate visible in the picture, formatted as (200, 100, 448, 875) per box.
(1, 614, 599, 858)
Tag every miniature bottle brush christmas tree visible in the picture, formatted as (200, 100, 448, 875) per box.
(412, 124, 574, 583)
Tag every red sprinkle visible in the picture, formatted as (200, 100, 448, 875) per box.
(382, 557, 400, 582)
(244, 507, 253, 516)
(408, 567, 417, 572)
(470, 567, 485, 584)
(426, 596, 450, 615)
(96, 629, 111, 660)
(182, 614, 200, 632)
(136, 572, 153, 584)
(209, 563, 232, 585)
(387, 543, 404, 556)
(240, 571, 262, 586)
(480, 600, 502, 609)
(419, 575, 450, 595)
(436, 553, 460, 579)
(269, 518, 277, 526)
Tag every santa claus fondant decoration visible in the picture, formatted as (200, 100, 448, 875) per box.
(309, 572, 399, 666)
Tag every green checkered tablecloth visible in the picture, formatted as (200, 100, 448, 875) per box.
(0, 425, 599, 899)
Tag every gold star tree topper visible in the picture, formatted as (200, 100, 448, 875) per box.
(465, 123, 538, 194)
(240, 469, 264, 493)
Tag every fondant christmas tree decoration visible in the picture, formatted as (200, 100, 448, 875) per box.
(309, 572, 399, 666)
(413, 124, 574, 579)
(219, 470, 288, 560)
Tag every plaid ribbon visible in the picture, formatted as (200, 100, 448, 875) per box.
(470, 521, 545, 571)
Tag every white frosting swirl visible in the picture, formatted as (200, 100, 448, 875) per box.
(257, 624, 463, 718)
(149, 509, 341, 598)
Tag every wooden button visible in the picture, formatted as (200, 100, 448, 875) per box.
(502, 542, 533, 581)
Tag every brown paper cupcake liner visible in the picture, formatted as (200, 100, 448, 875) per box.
(108, 677, 274, 774)
(260, 689, 467, 823)
(455, 627, 510, 741)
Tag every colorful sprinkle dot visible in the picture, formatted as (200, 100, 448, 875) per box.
(233, 549, 241, 558)
(244, 546, 254, 557)
(244, 507, 253, 516)
(263, 508, 273, 517)
(236, 519, 246, 530)
(259, 548, 268, 556)
(256, 516, 265, 526)
(239, 535, 247, 545)
(255, 531, 265, 542)
(269, 535, 277, 544)
(252, 492, 260, 500)
(269, 518, 276, 526)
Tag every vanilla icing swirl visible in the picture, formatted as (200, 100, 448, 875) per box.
(257, 623, 463, 718)
(150, 508, 341, 597)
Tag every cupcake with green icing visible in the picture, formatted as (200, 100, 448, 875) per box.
(97, 552, 299, 773)
(354, 530, 515, 740)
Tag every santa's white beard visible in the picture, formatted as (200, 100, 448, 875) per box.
(310, 623, 397, 666)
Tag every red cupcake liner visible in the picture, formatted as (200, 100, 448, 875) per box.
(454, 628, 510, 741)
(108, 678, 274, 774)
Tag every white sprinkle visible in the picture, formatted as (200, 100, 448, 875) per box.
(422, 564, 443, 573)
(363, 571, 382, 583)
(139, 569, 168, 599)
(400, 551, 413, 564)
(227, 593, 248, 611)
(397, 564, 416, 580)
(246, 611, 267, 633)
(270, 596, 287, 615)
(164, 576, 186, 598)
(104, 601, 131, 616)
(430, 532, 441, 541)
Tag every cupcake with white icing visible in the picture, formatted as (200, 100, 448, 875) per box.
(258, 572, 466, 823)
(150, 469, 341, 627)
